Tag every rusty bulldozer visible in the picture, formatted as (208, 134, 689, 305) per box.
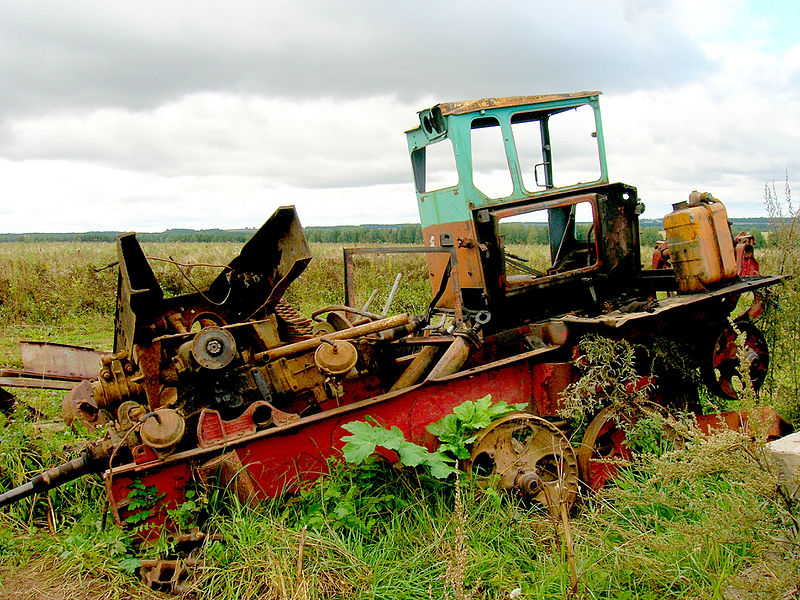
(0, 93, 790, 589)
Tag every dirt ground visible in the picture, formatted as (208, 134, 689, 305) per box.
(0, 558, 167, 600)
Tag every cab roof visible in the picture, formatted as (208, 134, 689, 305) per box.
(431, 91, 601, 116)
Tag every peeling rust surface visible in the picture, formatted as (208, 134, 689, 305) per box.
(434, 91, 602, 116)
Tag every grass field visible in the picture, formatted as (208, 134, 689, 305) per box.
(0, 238, 799, 599)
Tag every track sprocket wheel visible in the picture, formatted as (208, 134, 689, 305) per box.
(703, 320, 769, 400)
(577, 405, 633, 492)
(463, 413, 579, 511)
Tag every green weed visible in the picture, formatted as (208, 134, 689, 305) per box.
(340, 395, 526, 481)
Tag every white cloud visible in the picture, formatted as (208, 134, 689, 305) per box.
(0, 1, 711, 116)
(603, 39, 800, 217)
(1, 93, 424, 187)
(0, 154, 419, 233)
(0, 1, 798, 231)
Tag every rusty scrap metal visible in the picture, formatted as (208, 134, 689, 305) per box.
(0, 342, 111, 390)
(19, 342, 109, 380)
(0, 377, 78, 391)
(433, 91, 602, 116)
(695, 407, 792, 440)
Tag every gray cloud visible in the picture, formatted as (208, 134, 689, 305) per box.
(0, 1, 710, 118)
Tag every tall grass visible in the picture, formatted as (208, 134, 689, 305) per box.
(0, 242, 434, 366)
(1, 230, 799, 598)
(761, 174, 800, 424)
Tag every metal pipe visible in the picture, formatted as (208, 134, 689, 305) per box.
(310, 305, 383, 322)
(0, 451, 95, 509)
(390, 344, 440, 392)
(376, 320, 420, 342)
(426, 336, 471, 380)
(255, 313, 411, 362)
(361, 289, 378, 312)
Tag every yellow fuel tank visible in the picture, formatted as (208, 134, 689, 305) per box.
(663, 192, 737, 294)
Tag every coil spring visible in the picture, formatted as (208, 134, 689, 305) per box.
(274, 300, 315, 343)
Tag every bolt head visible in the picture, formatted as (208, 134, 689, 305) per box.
(205, 339, 223, 356)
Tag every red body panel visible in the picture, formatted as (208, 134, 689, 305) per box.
(106, 349, 562, 529)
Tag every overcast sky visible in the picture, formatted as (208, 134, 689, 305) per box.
(0, 0, 798, 233)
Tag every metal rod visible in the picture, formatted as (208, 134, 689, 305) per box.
(310, 305, 382, 322)
(362, 289, 378, 312)
(0, 452, 93, 509)
(426, 336, 471, 380)
(382, 273, 403, 316)
(255, 314, 411, 362)
(390, 345, 440, 391)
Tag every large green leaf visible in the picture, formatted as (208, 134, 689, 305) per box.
(397, 442, 429, 467)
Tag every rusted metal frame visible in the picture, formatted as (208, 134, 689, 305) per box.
(0, 377, 77, 390)
(104, 340, 565, 521)
(504, 264, 601, 292)
(105, 461, 192, 533)
(490, 192, 599, 220)
(206, 206, 312, 319)
(491, 193, 603, 289)
(492, 192, 602, 266)
(561, 274, 787, 328)
(342, 246, 464, 323)
(115, 232, 164, 354)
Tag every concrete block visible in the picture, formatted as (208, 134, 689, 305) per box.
(766, 431, 800, 499)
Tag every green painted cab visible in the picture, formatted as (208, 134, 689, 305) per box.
(405, 92, 642, 322)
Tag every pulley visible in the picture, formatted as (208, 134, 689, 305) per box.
(576, 405, 633, 492)
(702, 320, 768, 399)
(191, 326, 237, 370)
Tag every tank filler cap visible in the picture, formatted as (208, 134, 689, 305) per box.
(140, 408, 185, 451)
(314, 339, 358, 375)
(191, 326, 237, 369)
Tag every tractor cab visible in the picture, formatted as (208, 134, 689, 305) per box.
(406, 92, 643, 328)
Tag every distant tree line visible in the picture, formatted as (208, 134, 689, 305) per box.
(0, 229, 256, 243)
(304, 224, 423, 244)
(499, 222, 768, 248)
(0, 225, 427, 244)
(0, 220, 775, 246)
(638, 224, 767, 248)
